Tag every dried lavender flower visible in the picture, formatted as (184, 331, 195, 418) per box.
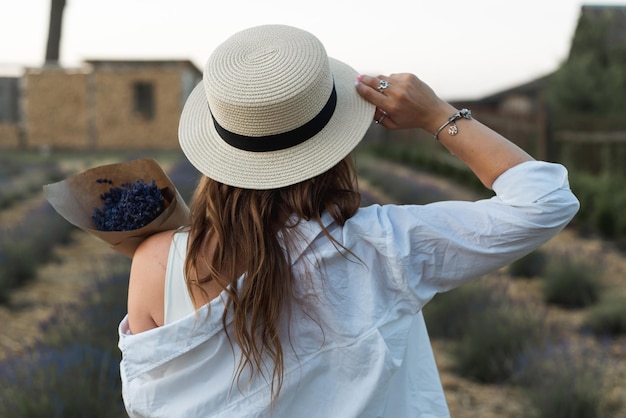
(92, 179, 165, 231)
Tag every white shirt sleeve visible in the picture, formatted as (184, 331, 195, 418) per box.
(348, 161, 580, 307)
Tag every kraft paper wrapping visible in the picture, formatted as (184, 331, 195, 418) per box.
(43, 158, 190, 258)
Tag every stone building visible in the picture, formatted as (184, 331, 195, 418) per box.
(2, 59, 201, 150)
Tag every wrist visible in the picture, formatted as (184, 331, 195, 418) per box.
(424, 103, 458, 135)
(433, 108, 473, 141)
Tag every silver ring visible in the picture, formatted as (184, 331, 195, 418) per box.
(377, 79, 389, 92)
(375, 111, 387, 124)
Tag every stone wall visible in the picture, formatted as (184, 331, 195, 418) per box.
(4, 61, 201, 151)
(23, 68, 90, 149)
(92, 67, 182, 149)
(0, 123, 20, 148)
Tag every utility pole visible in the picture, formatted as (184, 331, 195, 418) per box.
(45, 0, 66, 64)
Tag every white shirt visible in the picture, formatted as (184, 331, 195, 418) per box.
(118, 161, 579, 418)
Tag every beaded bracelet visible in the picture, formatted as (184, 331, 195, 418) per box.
(434, 108, 472, 141)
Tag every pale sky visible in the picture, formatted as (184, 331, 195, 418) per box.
(1, 0, 625, 99)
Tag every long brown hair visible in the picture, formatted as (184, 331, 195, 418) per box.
(184, 155, 360, 401)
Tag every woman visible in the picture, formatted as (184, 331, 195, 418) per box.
(118, 25, 579, 417)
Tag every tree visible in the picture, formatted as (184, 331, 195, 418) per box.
(45, 0, 66, 64)
(548, 7, 626, 125)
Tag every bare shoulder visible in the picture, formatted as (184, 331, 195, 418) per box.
(127, 230, 177, 334)
(135, 229, 177, 264)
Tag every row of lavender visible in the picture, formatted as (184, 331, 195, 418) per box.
(0, 157, 65, 210)
(0, 155, 200, 417)
(0, 155, 75, 303)
(0, 267, 129, 417)
(0, 202, 76, 303)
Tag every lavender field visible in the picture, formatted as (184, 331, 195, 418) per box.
(0, 150, 625, 417)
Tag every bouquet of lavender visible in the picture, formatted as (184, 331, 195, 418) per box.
(44, 158, 190, 258)
(92, 179, 166, 231)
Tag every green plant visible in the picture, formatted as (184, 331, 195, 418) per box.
(423, 281, 498, 339)
(592, 189, 626, 240)
(0, 271, 13, 304)
(548, 7, 626, 124)
(568, 173, 626, 240)
(453, 305, 543, 383)
(509, 250, 548, 279)
(516, 343, 607, 418)
(543, 258, 602, 309)
(2, 241, 37, 282)
(582, 296, 626, 338)
(424, 278, 545, 383)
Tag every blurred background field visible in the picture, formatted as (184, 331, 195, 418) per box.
(2, 1, 626, 417)
(0, 142, 625, 417)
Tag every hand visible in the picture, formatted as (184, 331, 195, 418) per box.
(355, 73, 456, 134)
(356, 73, 533, 189)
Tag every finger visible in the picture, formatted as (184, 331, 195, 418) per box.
(363, 74, 393, 96)
(355, 75, 390, 108)
(374, 75, 392, 96)
(359, 74, 385, 90)
(374, 108, 387, 125)
(375, 108, 401, 129)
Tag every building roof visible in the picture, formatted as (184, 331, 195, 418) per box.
(83, 59, 201, 75)
(476, 74, 552, 104)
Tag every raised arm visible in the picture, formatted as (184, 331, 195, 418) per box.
(355, 73, 533, 189)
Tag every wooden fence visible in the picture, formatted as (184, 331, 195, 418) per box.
(458, 108, 626, 177)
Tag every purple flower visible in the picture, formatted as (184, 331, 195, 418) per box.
(92, 179, 165, 231)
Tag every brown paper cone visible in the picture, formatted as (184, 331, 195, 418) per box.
(43, 158, 190, 258)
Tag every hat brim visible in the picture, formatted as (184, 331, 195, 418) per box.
(178, 58, 375, 190)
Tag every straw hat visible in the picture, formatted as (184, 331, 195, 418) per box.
(178, 25, 375, 189)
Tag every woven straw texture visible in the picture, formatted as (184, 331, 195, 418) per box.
(179, 25, 375, 189)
